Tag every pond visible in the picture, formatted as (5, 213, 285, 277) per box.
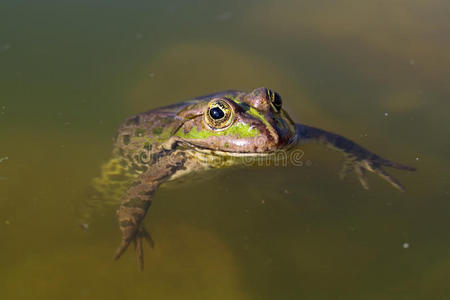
(0, 0, 449, 299)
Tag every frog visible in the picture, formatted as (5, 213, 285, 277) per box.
(90, 87, 415, 270)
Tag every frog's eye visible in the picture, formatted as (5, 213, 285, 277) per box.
(266, 89, 283, 112)
(205, 99, 234, 130)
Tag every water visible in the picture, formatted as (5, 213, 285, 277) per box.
(1, 0, 449, 299)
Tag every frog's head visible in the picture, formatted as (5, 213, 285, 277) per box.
(175, 87, 297, 154)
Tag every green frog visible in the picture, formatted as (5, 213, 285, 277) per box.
(90, 87, 415, 270)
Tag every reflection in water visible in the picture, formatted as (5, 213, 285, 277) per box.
(0, 0, 448, 299)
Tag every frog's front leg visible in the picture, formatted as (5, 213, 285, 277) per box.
(296, 124, 416, 191)
(114, 150, 187, 270)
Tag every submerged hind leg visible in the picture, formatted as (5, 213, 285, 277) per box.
(79, 158, 136, 229)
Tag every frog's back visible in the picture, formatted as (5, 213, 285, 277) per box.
(113, 90, 242, 158)
(89, 90, 243, 206)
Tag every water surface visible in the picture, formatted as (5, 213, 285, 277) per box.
(1, 0, 449, 299)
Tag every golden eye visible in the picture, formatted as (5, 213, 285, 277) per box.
(266, 89, 283, 112)
(204, 99, 234, 130)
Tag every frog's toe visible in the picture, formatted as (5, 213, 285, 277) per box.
(340, 156, 370, 189)
(114, 226, 154, 270)
(342, 156, 411, 191)
(359, 160, 405, 192)
(139, 227, 155, 249)
(371, 164, 405, 192)
(354, 164, 369, 190)
(134, 235, 144, 271)
(133, 227, 154, 271)
(379, 158, 416, 171)
(114, 237, 132, 261)
(339, 156, 356, 180)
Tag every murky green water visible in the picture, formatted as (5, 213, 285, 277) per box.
(1, 0, 449, 299)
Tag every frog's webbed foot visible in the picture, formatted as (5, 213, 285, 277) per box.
(340, 154, 416, 192)
(114, 226, 154, 271)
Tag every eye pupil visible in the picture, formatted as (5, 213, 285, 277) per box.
(209, 107, 225, 120)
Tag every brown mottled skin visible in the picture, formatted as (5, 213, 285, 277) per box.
(96, 87, 415, 270)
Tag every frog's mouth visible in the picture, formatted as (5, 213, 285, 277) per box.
(182, 135, 299, 157)
(190, 146, 273, 157)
